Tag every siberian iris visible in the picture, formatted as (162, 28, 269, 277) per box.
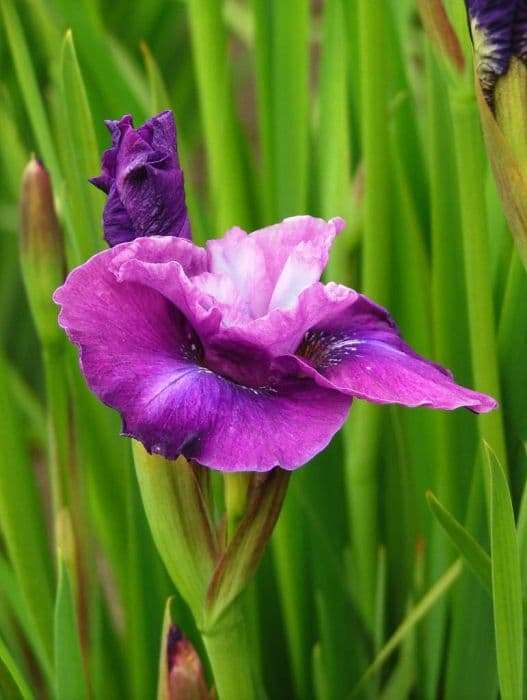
(53, 111, 496, 472)
(54, 220, 496, 472)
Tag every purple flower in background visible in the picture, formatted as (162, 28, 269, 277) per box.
(466, 0, 527, 98)
(54, 216, 496, 472)
(90, 111, 190, 246)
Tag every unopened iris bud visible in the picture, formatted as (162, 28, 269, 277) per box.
(90, 110, 190, 247)
(19, 158, 66, 347)
(466, 0, 517, 103)
(463, 1, 527, 267)
(165, 625, 210, 700)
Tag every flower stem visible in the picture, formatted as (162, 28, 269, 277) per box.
(201, 601, 261, 700)
(43, 343, 71, 515)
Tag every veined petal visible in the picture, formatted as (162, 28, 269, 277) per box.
(124, 368, 352, 472)
(295, 294, 497, 413)
(53, 247, 351, 471)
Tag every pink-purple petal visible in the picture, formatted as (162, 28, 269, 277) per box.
(209, 281, 358, 358)
(123, 367, 352, 472)
(296, 294, 497, 413)
(206, 216, 345, 317)
(53, 247, 350, 471)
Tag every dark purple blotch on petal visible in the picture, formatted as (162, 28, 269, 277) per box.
(90, 110, 191, 247)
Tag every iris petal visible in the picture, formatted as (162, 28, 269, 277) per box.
(53, 240, 351, 471)
(54, 218, 497, 472)
(295, 294, 497, 413)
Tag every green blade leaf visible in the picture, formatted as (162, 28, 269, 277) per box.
(59, 29, 103, 263)
(0, 355, 54, 673)
(186, 0, 252, 231)
(349, 560, 462, 699)
(132, 445, 218, 616)
(54, 555, 89, 700)
(426, 490, 492, 592)
(205, 469, 290, 629)
(0, 0, 60, 180)
(0, 636, 35, 700)
(140, 41, 171, 114)
(486, 444, 524, 700)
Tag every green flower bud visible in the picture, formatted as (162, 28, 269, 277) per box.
(19, 158, 66, 347)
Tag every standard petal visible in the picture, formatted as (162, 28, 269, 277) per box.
(208, 281, 358, 360)
(53, 248, 351, 472)
(295, 294, 497, 413)
(207, 216, 345, 316)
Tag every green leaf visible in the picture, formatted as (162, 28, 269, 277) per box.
(318, 0, 354, 282)
(132, 445, 218, 617)
(59, 29, 103, 263)
(54, 555, 90, 700)
(349, 560, 462, 699)
(486, 444, 524, 700)
(186, 0, 252, 231)
(156, 598, 174, 700)
(140, 41, 172, 114)
(0, 636, 35, 700)
(0, 355, 54, 673)
(516, 461, 527, 598)
(205, 469, 290, 629)
(426, 490, 492, 592)
(0, 0, 60, 180)
(269, 0, 310, 220)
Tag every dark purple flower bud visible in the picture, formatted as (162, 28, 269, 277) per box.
(466, 0, 517, 97)
(90, 110, 191, 247)
(512, 0, 527, 60)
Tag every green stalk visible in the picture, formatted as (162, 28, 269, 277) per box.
(43, 345, 71, 514)
(345, 0, 391, 628)
(449, 95, 507, 469)
(201, 601, 259, 700)
(186, 0, 251, 231)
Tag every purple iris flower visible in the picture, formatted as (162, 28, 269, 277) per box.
(53, 216, 496, 472)
(90, 111, 190, 247)
(466, 0, 527, 96)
